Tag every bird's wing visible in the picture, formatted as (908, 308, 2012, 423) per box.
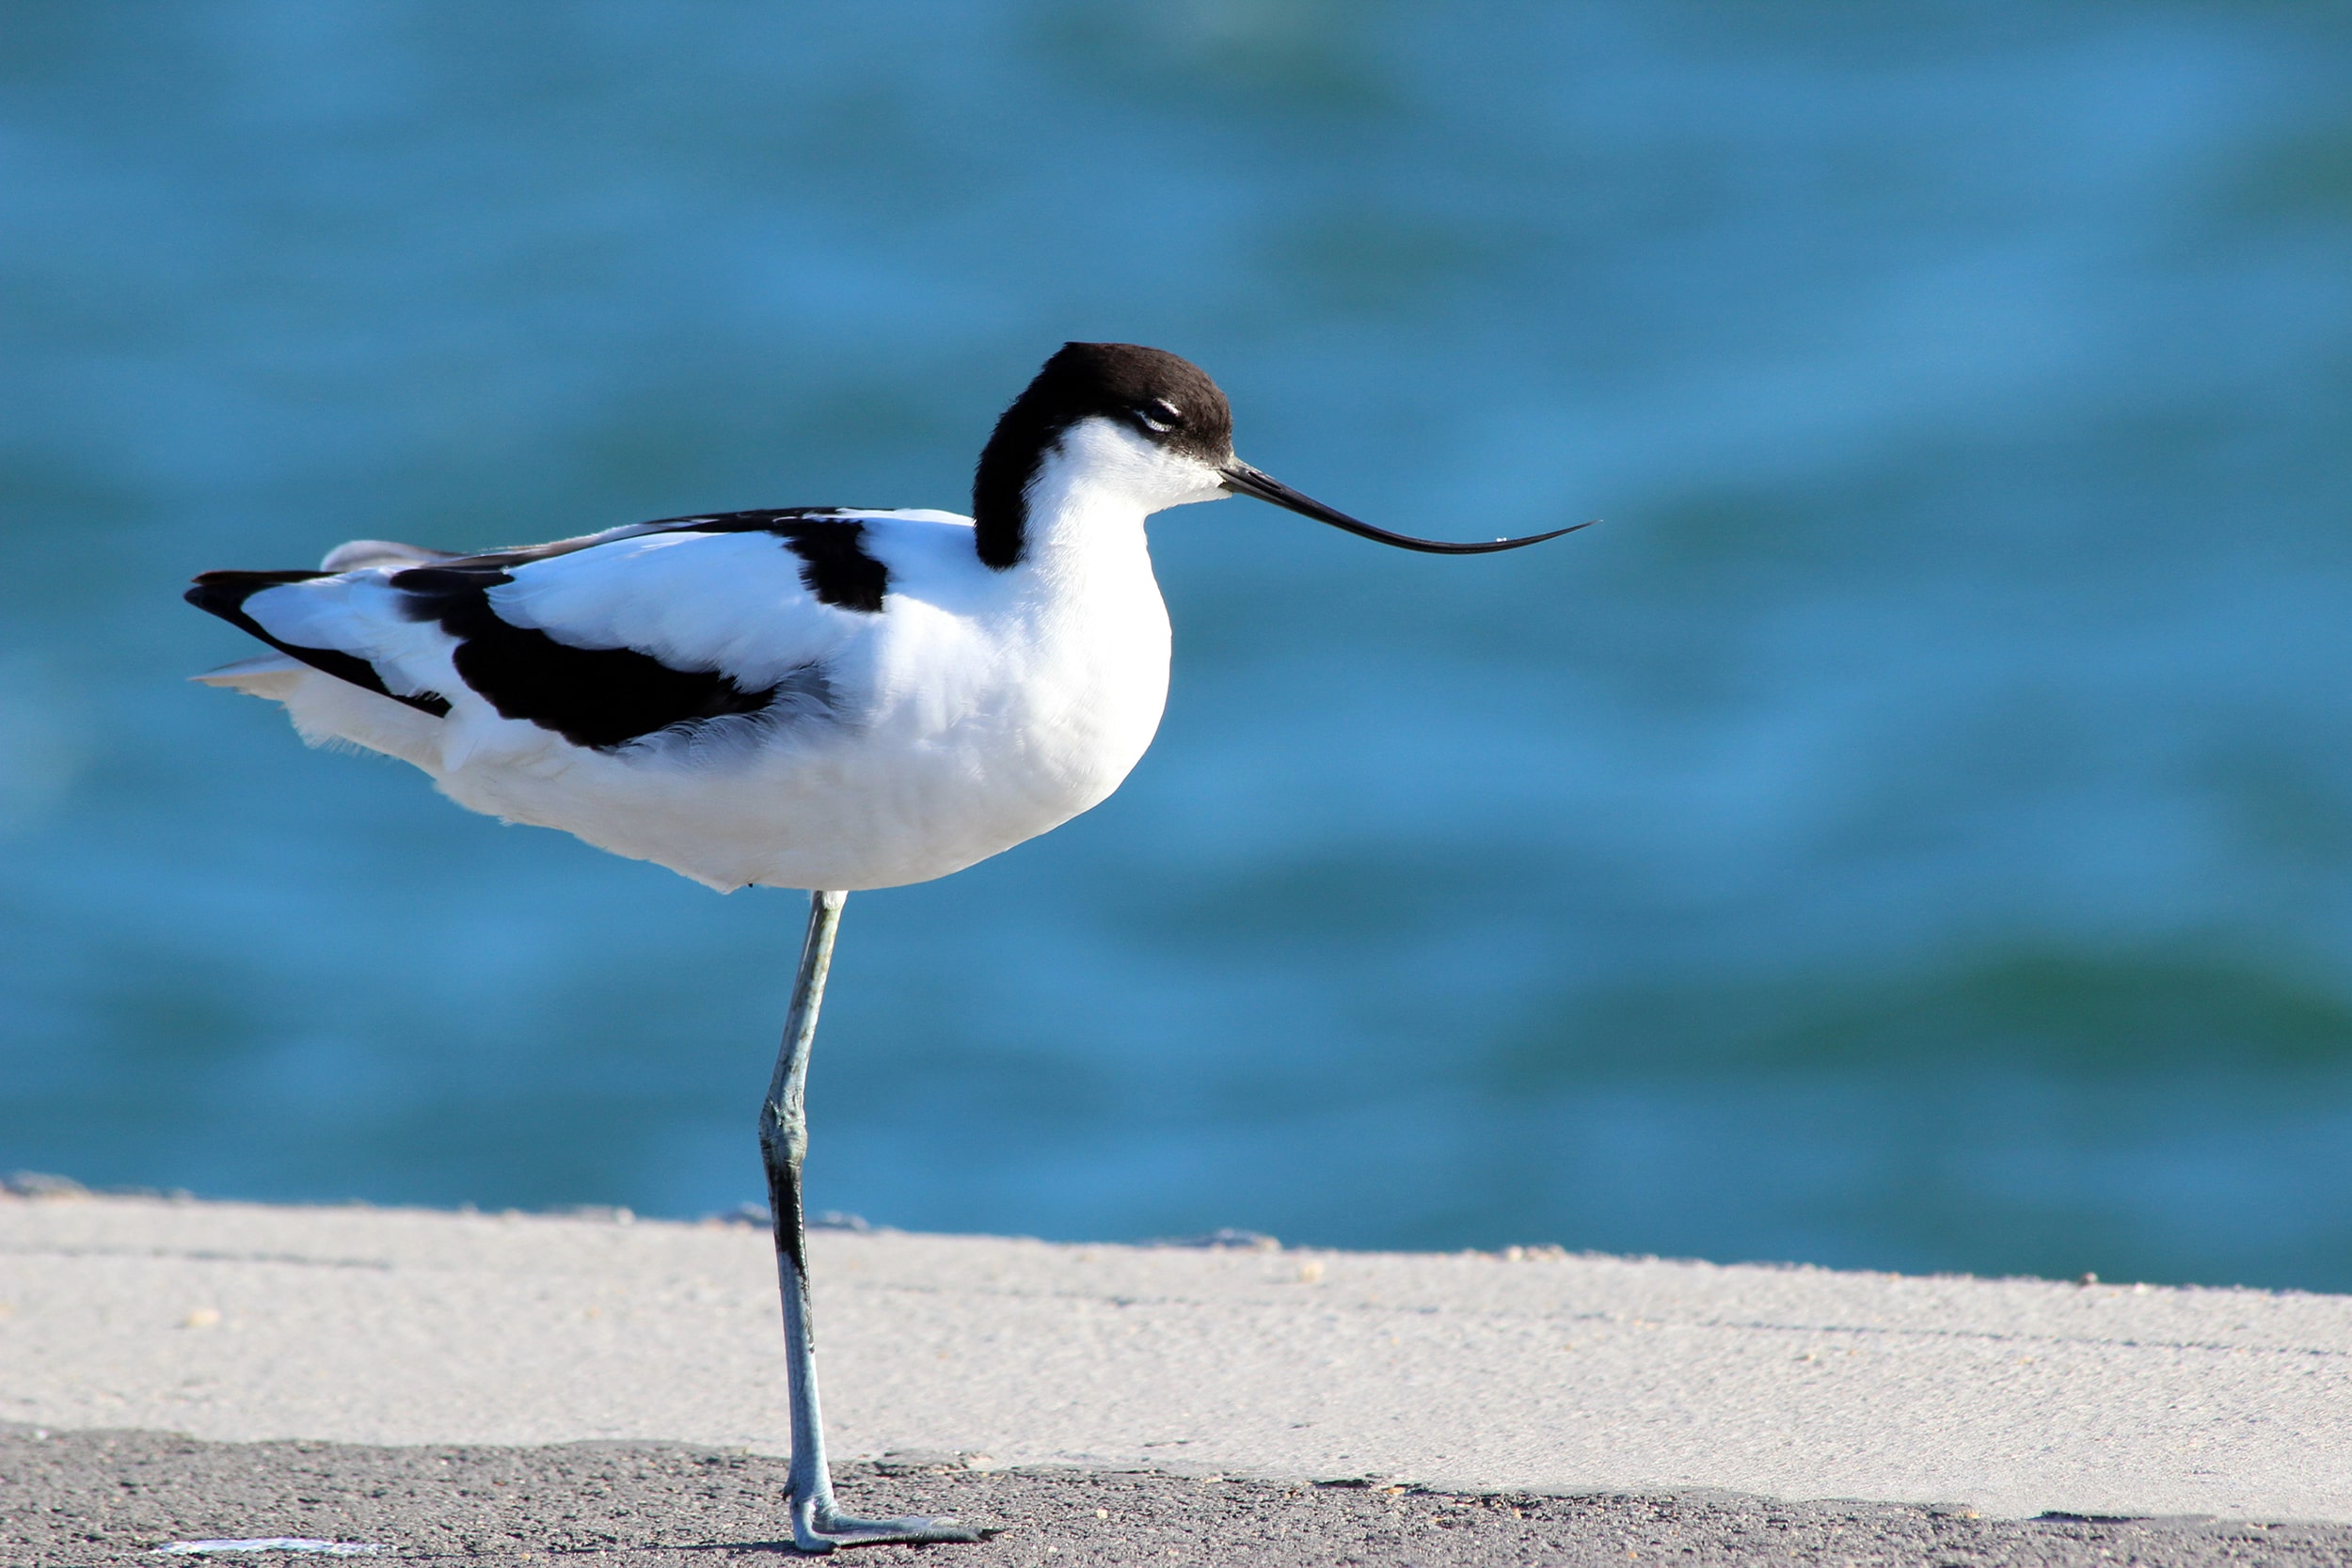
(188, 510, 971, 752)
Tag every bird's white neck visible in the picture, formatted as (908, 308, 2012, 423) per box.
(1006, 417, 1226, 594)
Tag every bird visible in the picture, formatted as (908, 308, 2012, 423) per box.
(184, 341, 1584, 1551)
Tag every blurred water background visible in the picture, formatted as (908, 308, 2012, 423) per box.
(5, 2, 2352, 1291)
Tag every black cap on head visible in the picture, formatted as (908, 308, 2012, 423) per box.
(1011, 342, 1233, 461)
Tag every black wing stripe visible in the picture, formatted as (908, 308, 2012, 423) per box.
(184, 571, 453, 718)
(391, 568, 783, 751)
(773, 522, 888, 612)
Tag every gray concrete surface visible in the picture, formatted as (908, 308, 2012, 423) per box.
(11, 1426, 2352, 1567)
(4, 1193, 2351, 1535)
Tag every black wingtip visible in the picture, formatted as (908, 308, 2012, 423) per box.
(185, 568, 329, 624)
(182, 567, 450, 717)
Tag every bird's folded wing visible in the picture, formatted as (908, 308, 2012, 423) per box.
(474, 528, 874, 689)
(206, 527, 870, 722)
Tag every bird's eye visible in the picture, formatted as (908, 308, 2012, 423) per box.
(1134, 400, 1181, 435)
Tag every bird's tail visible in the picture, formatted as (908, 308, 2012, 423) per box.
(190, 652, 309, 699)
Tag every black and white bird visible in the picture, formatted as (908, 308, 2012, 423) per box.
(186, 341, 1581, 1551)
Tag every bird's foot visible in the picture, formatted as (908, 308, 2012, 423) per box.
(789, 1497, 985, 1553)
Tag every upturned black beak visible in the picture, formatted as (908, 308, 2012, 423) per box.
(1218, 459, 1591, 555)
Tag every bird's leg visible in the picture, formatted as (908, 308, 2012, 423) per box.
(759, 889, 982, 1552)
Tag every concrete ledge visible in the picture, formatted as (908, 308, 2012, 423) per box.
(4, 1194, 2348, 1524)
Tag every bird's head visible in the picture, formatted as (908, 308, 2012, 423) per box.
(972, 341, 1589, 568)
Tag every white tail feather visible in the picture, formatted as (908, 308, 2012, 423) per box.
(192, 657, 446, 770)
(191, 654, 306, 697)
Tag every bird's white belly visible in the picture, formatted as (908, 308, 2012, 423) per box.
(430, 591, 1172, 892)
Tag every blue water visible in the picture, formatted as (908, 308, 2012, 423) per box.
(6, 3, 2352, 1291)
